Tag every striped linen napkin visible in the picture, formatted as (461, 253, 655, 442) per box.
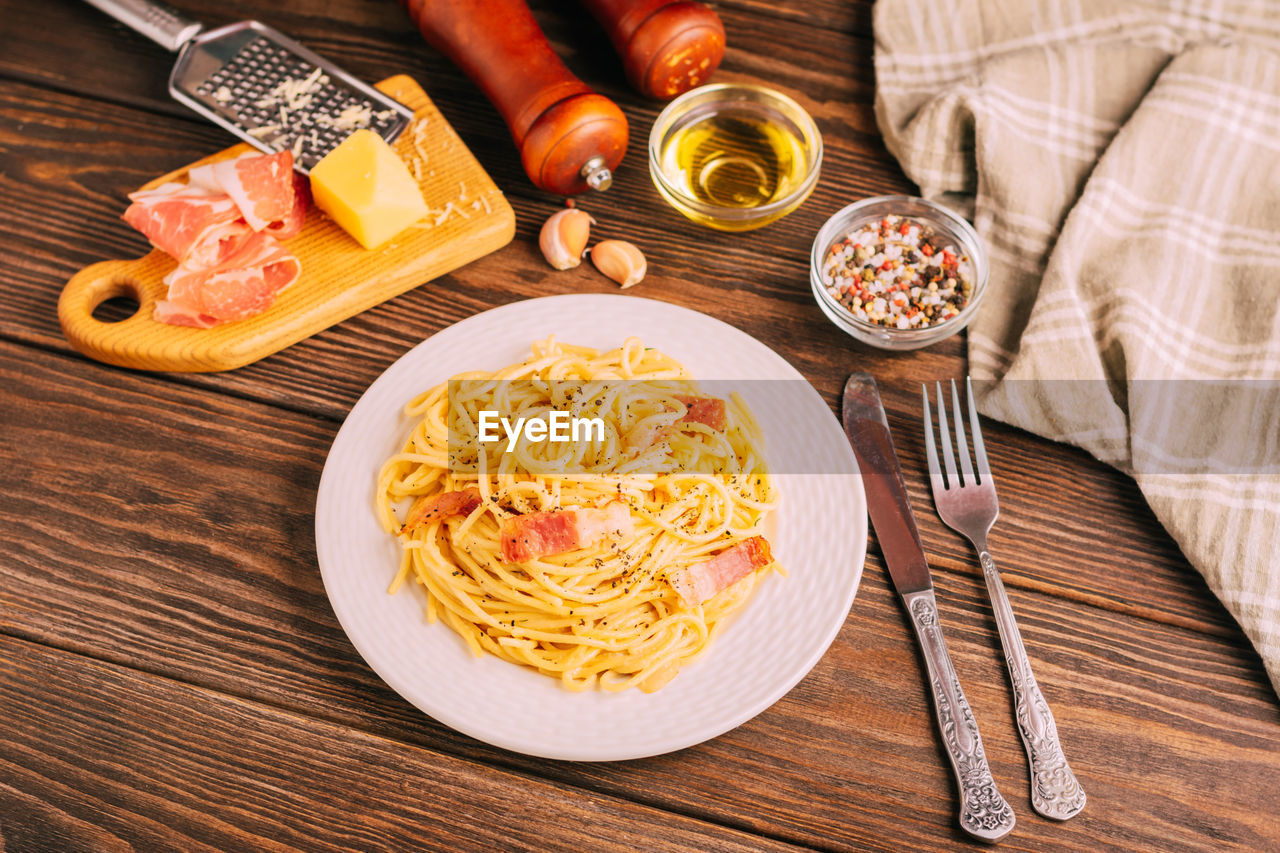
(874, 1, 1280, 695)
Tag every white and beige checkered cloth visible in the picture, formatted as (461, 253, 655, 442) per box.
(874, 1, 1280, 695)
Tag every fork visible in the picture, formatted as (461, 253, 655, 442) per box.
(923, 378, 1087, 821)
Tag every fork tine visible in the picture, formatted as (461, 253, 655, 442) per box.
(935, 382, 959, 489)
(967, 376, 992, 485)
(922, 385, 944, 488)
(950, 379, 975, 487)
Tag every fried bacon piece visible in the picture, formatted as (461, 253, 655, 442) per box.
(624, 394, 728, 455)
(400, 488, 483, 533)
(674, 394, 727, 431)
(669, 536, 774, 608)
(500, 502, 634, 564)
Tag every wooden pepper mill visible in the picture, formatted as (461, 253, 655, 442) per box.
(578, 0, 726, 100)
(400, 0, 628, 195)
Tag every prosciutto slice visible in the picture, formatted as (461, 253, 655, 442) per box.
(122, 183, 242, 268)
(263, 172, 311, 241)
(121, 151, 309, 328)
(155, 231, 301, 327)
(151, 298, 218, 329)
(181, 221, 256, 271)
(669, 536, 774, 608)
(185, 162, 223, 193)
(188, 151, 297, 231)
(500, 502, 634, 564)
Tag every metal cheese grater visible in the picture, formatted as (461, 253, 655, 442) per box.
(83, 0, 415, 172)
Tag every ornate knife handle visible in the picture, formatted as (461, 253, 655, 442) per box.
(901, 588, 1016, 843)
(980, 551, 1087, 820)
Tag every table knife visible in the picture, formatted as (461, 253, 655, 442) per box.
(843, 372, 1016, 843)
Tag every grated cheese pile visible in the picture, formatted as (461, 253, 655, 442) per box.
(242, 68, 398, 158)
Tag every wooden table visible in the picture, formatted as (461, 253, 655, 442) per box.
(2, 1, 1277, 850)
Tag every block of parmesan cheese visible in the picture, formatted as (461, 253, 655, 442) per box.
(309, 129, 429, 250)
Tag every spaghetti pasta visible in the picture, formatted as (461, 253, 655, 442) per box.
(375, 337, 781, 692)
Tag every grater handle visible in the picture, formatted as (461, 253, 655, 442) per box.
(83, 0, 203, 52)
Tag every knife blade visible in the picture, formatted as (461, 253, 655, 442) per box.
(841, 373, 932, 594)
(842, 372, 1016, 843)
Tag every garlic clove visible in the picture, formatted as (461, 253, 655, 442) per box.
(590, 239, 646, 288)
(539, 208, 594, 270)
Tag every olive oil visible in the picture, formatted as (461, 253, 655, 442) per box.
(657, 106, 810, 230)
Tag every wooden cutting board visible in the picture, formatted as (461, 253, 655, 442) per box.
(58, 75, 515, 372)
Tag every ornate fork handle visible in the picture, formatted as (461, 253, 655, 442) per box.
(901, 588, 1016, 842)
(979, 550, 1087, 820)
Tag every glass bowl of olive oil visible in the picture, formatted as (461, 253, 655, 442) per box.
(648, 83, 822, 231)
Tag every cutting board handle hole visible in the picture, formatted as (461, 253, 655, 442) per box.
(89, 279, 142, 324)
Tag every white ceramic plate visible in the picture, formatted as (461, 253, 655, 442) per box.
(315, 294, 865, 761)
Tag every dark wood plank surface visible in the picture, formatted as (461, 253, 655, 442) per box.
(1, 1, 1277, 851)
(0, 635, 807, 853)
(6, 340, 1277, 852)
